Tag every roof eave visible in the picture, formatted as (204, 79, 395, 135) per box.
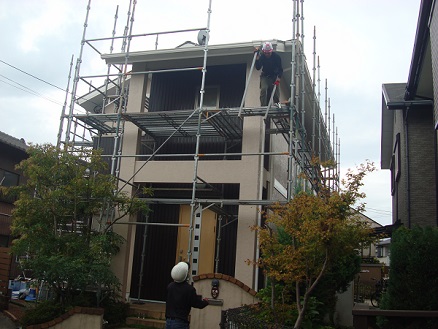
(101, 40, 289, 65)
(405, 0, 433, 100)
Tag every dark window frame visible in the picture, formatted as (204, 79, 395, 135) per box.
(0, 169, 19, 187)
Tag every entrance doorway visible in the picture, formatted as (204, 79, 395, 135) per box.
(176, 205, 217, 276)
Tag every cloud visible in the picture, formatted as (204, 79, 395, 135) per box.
(0, 0, 422, 226)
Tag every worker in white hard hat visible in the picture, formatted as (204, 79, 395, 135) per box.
(165, 262, 209, 328)
(254, 41, 283, 106)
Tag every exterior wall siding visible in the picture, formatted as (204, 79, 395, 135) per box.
(407, 108, 437, 226)
(430, 4, 438, 127)
(393, 107, 437, 227)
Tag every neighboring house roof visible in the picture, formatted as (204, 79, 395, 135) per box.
(377, 237, 391, 246)
(358, 211, 383, 229)
(0, 131, 28, 152)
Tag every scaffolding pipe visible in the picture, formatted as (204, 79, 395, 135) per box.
(55, 0, 342, 300)
(337, 135, 341, 191)
(113, 0, 135, 193)
(136, 213, 149, 303)
(64, 0, 92, 149)
(118, 107, 200, 192)
(102, 5, 119, 113)
(238, 50, 259, 117)
(111, 0, 137, 178)
(57, 55, 74, 149)
(187, 0, 213, 273)
(311, 26, 316, 154)
(317, 56, 321, 158)
(214, 215, 223, 273)
(332, 113, 335, 191)
(107, 5, 122, 185)
(288, 0, 298, 200)
(116, 222, 190, 227)
(140, 198, 289, 206)
(84, 27, 207, 43)
(79, 67, 203, 79)
(324, 79, 328, 159)
(99, 151, 290, 158)
(300, 0, 306, 191)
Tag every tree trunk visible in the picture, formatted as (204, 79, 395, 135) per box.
(294, 249, 329, 328)
(270, 278, 275, 309)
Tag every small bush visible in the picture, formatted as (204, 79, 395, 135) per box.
(21, 300, 66, 326)
(102, 299, 130, 325)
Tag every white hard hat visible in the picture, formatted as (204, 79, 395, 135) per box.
(171, 262, 189, 282)
(262, 42, 273, 53)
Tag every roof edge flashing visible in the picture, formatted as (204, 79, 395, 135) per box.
(386, 99, 433, 110)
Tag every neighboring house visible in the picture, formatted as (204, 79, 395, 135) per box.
(0, 131, 28, 246)
(375, 238, 391, 266)
(381, 0, 437, 228)
(0, 131, 29, 296)
(357, 213, 382, 260)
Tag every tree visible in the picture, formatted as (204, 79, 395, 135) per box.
(3, 144, 149, 307)
(254, 162, 376, 329)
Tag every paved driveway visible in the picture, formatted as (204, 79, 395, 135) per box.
(0, 312, 18, 329)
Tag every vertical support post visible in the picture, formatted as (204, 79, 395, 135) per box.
(239, 51, 259, 117)
(136, 213, 149, 303)
(57, 55, 74, 149)
(64, 0, 92, 150)
(299, 0, 306, 191)
(187, 0, 213, 275)
(214, 215, 223, 273)
(287, 0, 298, 201)
(317, 56, 321, 159)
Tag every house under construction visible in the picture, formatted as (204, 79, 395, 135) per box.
(58, 0, 340, 303)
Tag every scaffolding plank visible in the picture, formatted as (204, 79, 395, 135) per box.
(75, 113, 120, 134)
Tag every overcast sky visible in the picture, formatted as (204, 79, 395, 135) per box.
(0, 0, 421, 225)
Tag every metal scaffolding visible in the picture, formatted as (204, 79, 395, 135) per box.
(57, 0, 340, 297)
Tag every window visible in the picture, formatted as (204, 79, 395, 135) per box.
(390, 154, 395, 196)
(376, 246, 383, 258)
(394, 133, 401, 182)
(195, 85, 220, 109)
(0, 169, 19, 187)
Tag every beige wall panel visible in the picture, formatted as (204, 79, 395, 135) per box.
(176, 205, 216, 274)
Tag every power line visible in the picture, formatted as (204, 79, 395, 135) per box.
(366, 207, 391, 214)
(0, 75, 63, 106)
(0, 58, 66, 92)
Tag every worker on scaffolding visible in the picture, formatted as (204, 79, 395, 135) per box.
(255, 41, 283, 106)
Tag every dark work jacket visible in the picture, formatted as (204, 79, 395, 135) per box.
(165, 281, 208, 323)
(255, 52, 283, 78)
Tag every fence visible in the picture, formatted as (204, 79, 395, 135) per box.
(220, 305, 294, 329)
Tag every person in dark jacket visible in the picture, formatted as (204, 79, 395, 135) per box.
(165, 262, 209, 328)
(255, 41, 283, 106)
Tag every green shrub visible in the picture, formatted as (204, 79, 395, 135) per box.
(102, 299, 130, 325)
(377, 226, 438, 329)
(381, 226, 438, 310)
(21, 300, 66, 326)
